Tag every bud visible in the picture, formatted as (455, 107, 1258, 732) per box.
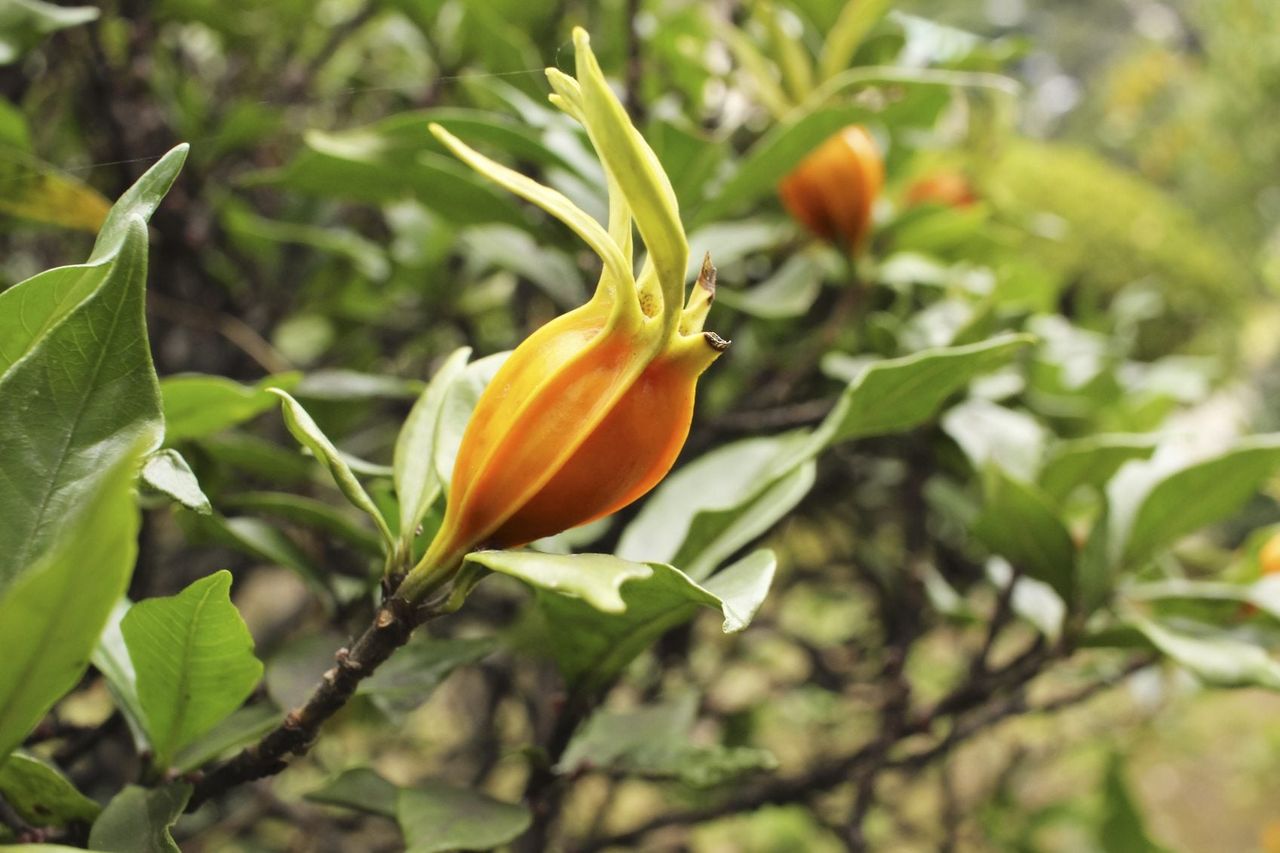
(401, 29, 727, 599)
(1260, 531, 1280, 577)
(778, 124, 883, 252)
(905, 170, 978, 209)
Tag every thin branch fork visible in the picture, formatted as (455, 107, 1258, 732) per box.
(188, 594, 432, 810)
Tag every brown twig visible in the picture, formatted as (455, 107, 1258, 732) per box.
(188, 594, 434, 810)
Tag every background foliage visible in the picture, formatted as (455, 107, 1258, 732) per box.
(2, 0, 1279, 850)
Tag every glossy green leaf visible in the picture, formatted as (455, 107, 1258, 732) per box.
(715, 252, 825, 319)
(396, 781, 530, 853)
(0, 443, 142, 763)
(161, 372, 300, 442)
(0, 218, 159, 590)
(172, 702, 280, 773)
(358, 636, 496, 718)
(619, 433, 809, 567)
(1109, 437, 1280, 568)
(197, 514, 328, 597)
(293, 370, 422, 402)
(140, 449, 212, 515)
(0, 0, 97, 64)
(941, 399, 1046, 483)
(251, 120, 530, 227)
(0, 148, 186, 587)
(270, 389, 394, 548)
(1099, 753, 1170, 853)
(818, 0, 894, 80)
(395, 347, 472, 546)
(0, 752, 100, 827)
(1125, 576, 1280, 622)
(814, 333, 1035, 447)
(0, 262, 108, 376)
(91, 599, 147, 749)
(222, 208, 390, 280)
(1130, 616, 1280, 690)
(221, 492, 383, 557)
(306, 767, 398, 818)
(88, 783, 190, 853)
(434, 352, 509, 492)
(89, 145, 188, 263)
(475, 550, 774, 692)
(1039, 435, 1157, 503)
(973, 469, 1076, 602)
(460, 225, 586, 307)
(121, 570, 264, 768)
(559, 693, 776, 787)
(761, 2, 814, 101)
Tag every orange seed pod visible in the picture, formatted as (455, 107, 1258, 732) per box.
(402, 30, 728, 598)
(778, 124, 883, 252)
(904, 170, 978, 209)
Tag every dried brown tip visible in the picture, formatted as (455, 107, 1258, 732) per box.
(704, 331, 730, 352)
(697, 252, 717, 298)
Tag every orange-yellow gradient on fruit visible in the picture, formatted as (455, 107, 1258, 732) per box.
(401, 29, 727, 598)
(779, 124, 883, 252)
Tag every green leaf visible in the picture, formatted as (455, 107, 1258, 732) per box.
(761, 1, 814, 103)
(140, 449, 212, 515)
(222, 208, 390, 280)
(121, 570, 264, 768)
(434, 352, 509, 492)
(0, 752, 100, 827)
(270, 389, 394, 549)
(250, 120, 530, 227)
(89, 145, 188, 263)
(160, 372, 300, 443)
(1099, 753, 1170, 853)
(0, 442, 143, 763)
(1125, 576, 1280, 622)
(0, 0, 97, 64)
(0, 262, 108, 376)
(715, 252, 825, 319)
(394, 348, 471, 547)
(293, 370, 422, 402)
(306, 767, 398, 819)
(475, 550, 774, 692)
(0, 148, 186, 588)
(818, 0, 893, 80)
(91, 599, 147, 750)
(973, 470, 1076, 601)
(0, 217, 159, 590)
(815, 333, 1035, 448)
(1109, 437, 1280, 568)
(88, 783, 190, 853)
(619, 433, 809, 569)
(1039, 435, 1157, 503)
(1130, 616, 1280, 689)
(693, 105, 870, 226)
(459, 226, 586, 307)
(559, 693, 776, 788)
(196, 514, 329, 598)
(358, 636, 496, 718)
(396, 781, 531, 853)
(941, 400, 1046, 483)
(0, 150, 110, 231)
(172, 702, 280, 773)
(221, 492, 383, 557)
